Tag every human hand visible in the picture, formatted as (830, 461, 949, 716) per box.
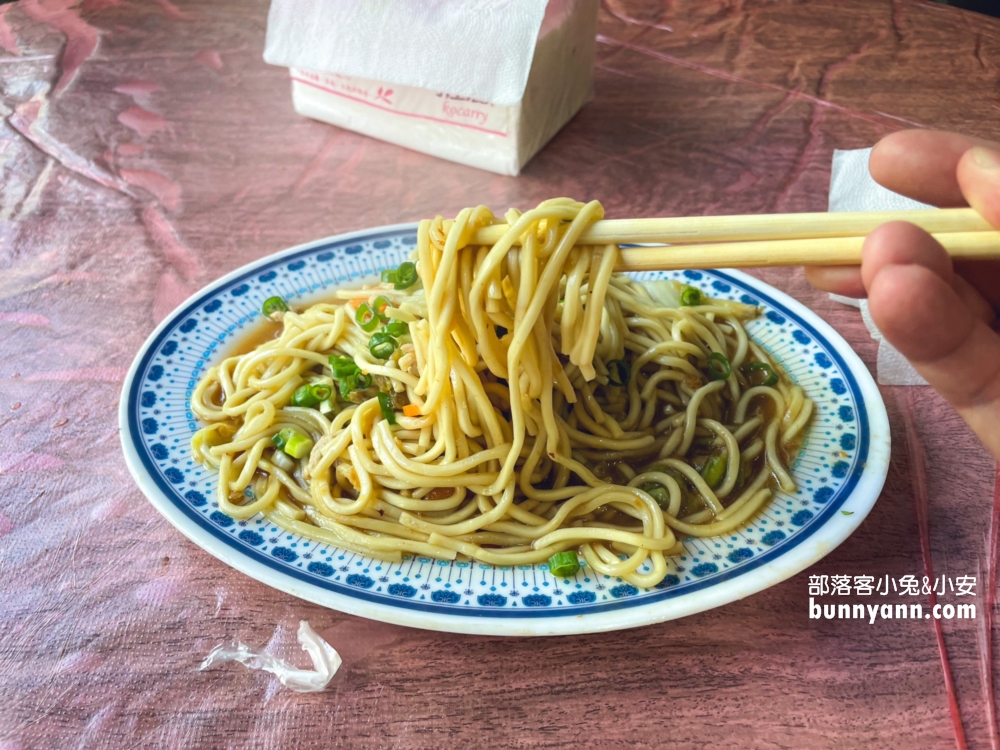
(805, 130, 1000, 461)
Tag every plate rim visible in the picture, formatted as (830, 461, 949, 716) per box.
(119, 223, 891, 636)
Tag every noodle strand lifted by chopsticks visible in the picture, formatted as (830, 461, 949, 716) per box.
(191, 199, 813, 588)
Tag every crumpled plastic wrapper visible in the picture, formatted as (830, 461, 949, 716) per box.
(199, 621, 342, 692)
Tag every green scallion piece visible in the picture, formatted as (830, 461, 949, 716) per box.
(741, 361, 779, 387)
(372, 295, 392, 322)
(261, 296, 288, 319)
(639, 482, 671, 509)
(355, 302, 379, 332)
(385, 319, 408, 338)
(647, 464, 689, 502)
(680, 287, 702, 307)
(377, 392, 397, 425)
(547, 550, 581, 578)
(338, 374, 357, 399)
(607, 359, 631, 387)
(707, 351, 731, 381)
(394, 261, 418, 290)
(701, 453, 727, 489)
(283, 431, 314, 459)
(334, 371, 371, 399)
(272, 428, 314, 458)
(291, 383, 323, 408)
(381, 269, 397, 284)
(369, 331, 398, 360)
(329, 355, 359, 379)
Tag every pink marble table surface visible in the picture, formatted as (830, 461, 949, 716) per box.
(2, 0, 1000, 747)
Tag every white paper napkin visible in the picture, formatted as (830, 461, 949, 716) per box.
(264, 0, 550, 107)
(828, 148, 930, 386)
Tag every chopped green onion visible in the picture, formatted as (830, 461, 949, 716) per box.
(295, 383, 331, 407)
(381, 269, 397, 284)
(707, 351, 731, 381)
(372, 296, 392, 322)
(338, 375, 357, 399)
(292, 384, 314, 407)
(394, 261, 418, 290)
(741, 361, 779, 387)
(355, 302, 379, 332)
(261, 296, 288, 319)
(547, 550, 580, 577)
(639, 482, 671, 509)
(385, 319, 409, 338)
(701, 453, 727, 489)
(285, 431, 314, 459)
(377, 392, 397, 425)
(291, 383, 331, 408)
(607, 359, 631, 387)
(680, 287, 702, 307)
(648, 465, 689, 499)
(336, 371, 372, 399)
(369, 331, 399, 360)
(272, 427, 314, 458)
(329, 355, 359, 379)
(318, 398, 337, 415)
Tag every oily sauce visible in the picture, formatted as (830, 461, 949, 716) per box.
(223, 307, 806, 526)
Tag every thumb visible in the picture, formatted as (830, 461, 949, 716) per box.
(863, 223, 1000, 461)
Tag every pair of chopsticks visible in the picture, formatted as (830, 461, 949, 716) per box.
(468, 207, 999, 272)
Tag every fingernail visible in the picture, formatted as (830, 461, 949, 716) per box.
(969, 146, 1000, 172)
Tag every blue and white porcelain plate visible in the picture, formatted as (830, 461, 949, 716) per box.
(120, 223, 890, 636)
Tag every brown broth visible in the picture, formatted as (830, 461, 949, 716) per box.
(601, 377, 807, 526)
(225, 319, 283, 358)
(223, 302, 809, 529)
(223, 290, 364, 359)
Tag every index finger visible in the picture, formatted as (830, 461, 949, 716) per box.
(869, 129, 999, 207)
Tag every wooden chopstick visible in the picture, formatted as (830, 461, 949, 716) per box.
(467, 207, 991, 247)
(614, 231, 1000, 272)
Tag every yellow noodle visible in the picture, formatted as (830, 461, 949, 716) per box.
(191, 199, 813, 588)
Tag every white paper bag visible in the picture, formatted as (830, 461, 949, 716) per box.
(264, 0, 598, 175)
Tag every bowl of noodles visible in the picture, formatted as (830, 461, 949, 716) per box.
(120, 199, 890, 635)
